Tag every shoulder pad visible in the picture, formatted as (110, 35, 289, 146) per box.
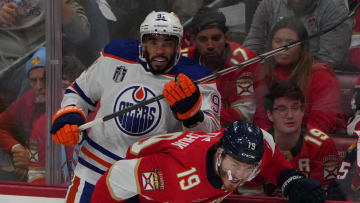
(103, 39, 140, 62)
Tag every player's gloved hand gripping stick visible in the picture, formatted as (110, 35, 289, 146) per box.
(163, 73, 204, 128)
(55, 2, 360, 145)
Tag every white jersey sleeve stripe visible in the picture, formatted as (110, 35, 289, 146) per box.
(107, 158, 141, 200)
(261, 129, 276, 155)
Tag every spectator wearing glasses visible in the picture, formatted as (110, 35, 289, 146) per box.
(253, 17, 345, 134)
(259, 80, 344, 201)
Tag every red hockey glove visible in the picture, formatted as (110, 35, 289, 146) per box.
(50, 106, 86, 146)
(163, 73, 204, 127)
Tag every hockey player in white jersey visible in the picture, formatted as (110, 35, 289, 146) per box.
(50, 11, 221, 203)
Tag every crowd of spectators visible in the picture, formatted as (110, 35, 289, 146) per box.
(0, 0, 360, 202)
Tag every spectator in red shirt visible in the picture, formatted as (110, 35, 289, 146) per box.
(0, 47, 46, 181)
(0, 47, 85, 182)
(263, 81, 344, 201)
(253, 16, 345, 134)
(181, 7, 265, 127)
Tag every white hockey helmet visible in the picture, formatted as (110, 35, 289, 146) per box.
(139, 11, 183, 70)
(140, 11, 183, 45)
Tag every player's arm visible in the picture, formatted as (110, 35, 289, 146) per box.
(126, 132, 184, 159)
(260, 130, 325, 203)
(270, 150, 326, 203)
(163, 73, 221, 132)
(50, 54, 104, 145)
(91, 159, 140, 203)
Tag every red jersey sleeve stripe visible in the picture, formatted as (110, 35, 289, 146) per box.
(66, 176, 80, 203)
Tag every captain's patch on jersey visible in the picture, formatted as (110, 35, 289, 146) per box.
(114, 85, 162, 136)
(141, 169, 164, 191)
(323, 155, 339, 180)
(236, 72, 254, 96)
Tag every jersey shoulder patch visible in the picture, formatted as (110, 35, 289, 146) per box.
(103, 39, 140, 63)
(169, 56, 212, 81)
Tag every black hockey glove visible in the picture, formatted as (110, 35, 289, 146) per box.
(278, 169, 325, 203)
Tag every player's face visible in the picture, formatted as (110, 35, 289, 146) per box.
(267, 97, 304, 135)
(218, 154, 255, 191)
(29, 67, 46, 104)
(143, 35, 178, 74)
(272, 28, 301, 68)
(194, 28, 227, 72)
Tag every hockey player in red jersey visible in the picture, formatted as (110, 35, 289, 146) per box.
(91, 120, 325, 203)
(181, 7, 265, 126)
(258, 80, 344, 200)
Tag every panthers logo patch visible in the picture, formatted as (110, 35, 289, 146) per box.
(114, 85, 162, 136)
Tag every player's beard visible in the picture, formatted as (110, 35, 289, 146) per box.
(146, 53, 176, 75)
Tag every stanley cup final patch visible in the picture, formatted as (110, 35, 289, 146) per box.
(141, 168, 165, 191)
(236, 72, 254, 97)
(113, 66, 128, 83)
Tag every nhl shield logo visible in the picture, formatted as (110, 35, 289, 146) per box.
(113, 66, 127, 83)
(113, 85, 162, 136)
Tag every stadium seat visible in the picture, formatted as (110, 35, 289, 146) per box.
(331, 135, 357, 160)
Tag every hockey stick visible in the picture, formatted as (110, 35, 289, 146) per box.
(78, 2, 360, 133)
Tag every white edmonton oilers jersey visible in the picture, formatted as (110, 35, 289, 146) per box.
(62, 39, 221, 184)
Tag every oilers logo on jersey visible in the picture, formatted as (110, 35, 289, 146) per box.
(114, 85, 162, 136)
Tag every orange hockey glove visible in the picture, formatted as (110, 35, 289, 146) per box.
(50, 106, 86, 146)
(163, 73, 204, 127)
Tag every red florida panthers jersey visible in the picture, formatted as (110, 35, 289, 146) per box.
(91, 129, 293, 203)
(281, 128, 340, 185)
(181, 42, 266, 126)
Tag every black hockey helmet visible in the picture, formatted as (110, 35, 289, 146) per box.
(189, 7, 227, 35)
(221, 120, 265, 165)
